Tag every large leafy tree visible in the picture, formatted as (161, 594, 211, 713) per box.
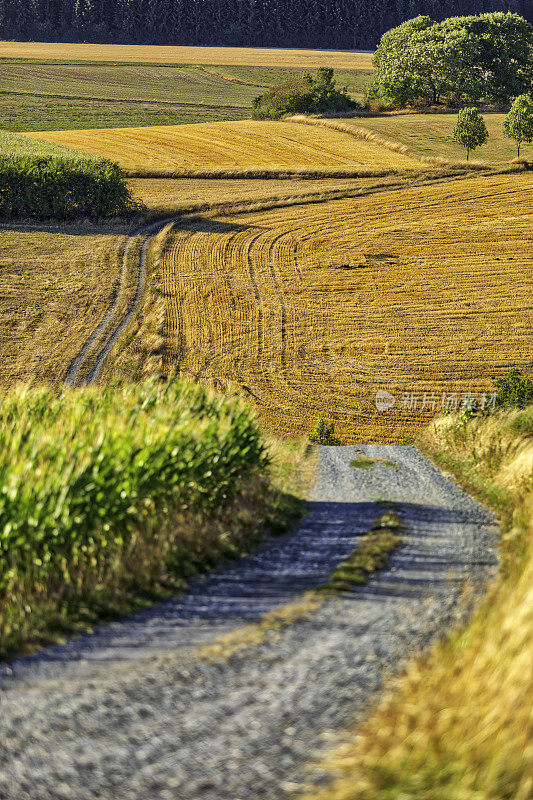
(369, 12, 533, 108)
(504, 94, 533, 157)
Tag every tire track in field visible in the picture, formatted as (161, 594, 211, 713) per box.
(245, 230, 267, 362)
(264, 220, 339, 416)
(65, 218, 176, 386)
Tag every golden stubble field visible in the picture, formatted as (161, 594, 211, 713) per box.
(0, 41, 373, 69)
(0, 228, 126, 386)
(23, 121, 422, 173)
(153, 172, 532, 443)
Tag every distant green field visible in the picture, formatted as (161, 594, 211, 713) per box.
(0, 61, 371, 131)
(0, 129, 90, 158)
(337, 113, 520, 164)
(0, 92, 250, 132)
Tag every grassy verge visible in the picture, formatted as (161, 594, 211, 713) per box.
(298, 406, 533, 800)
(200, 509, 403, 662)
(0, 380, 314, 661)
(0, 129, 91, 159)
(286, 114, 490, 169)
(329, 113, 522, 165)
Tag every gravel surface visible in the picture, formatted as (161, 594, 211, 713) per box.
(0, 445, 498, 800)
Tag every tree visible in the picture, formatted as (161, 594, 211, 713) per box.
(451, 107, 488, 160)
(369, 12, 533, 108)
(504, 94, 533, 157)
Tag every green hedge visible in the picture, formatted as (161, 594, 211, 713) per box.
(0, 156, 135, 219)
(0, 379, 267, 600)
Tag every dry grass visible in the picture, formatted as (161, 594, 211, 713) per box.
(0, 225, 127, 387)
(298, 407, 533, 800)
(22, 121, 422, 173)
(335, 113, 523, 164)
(0, 41, 374, 69)
(120, 171, 532, 444)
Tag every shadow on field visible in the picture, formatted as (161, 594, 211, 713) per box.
(173, 216, 262, 234)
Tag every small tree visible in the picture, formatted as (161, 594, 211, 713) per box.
(451, 107, 489, 160)
(503, 94, 533, 158)
(493, 369, 533, 409)
(308, 415, 340, 445)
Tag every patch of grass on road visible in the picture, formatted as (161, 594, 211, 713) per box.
(200, 509, 403, 662)
(350, 454, 396, 469)
(320, 512, 402, 592)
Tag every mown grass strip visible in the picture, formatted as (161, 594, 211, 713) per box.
(200, 509, 403, 662)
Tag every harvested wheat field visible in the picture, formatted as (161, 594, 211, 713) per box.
(23, 121, 422, 173)
(0, 228, 126, 387)
(0, 41, 373, 69)
(145, 172, 532, 443)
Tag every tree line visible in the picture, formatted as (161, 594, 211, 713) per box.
(0, 0, 532, 50)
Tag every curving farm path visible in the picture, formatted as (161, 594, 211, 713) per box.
(0, 445, 498, 800)
(64, 217, 176, 386)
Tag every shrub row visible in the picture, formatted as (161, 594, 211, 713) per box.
(0, 156, 135, 219)
(252, 68, 356, 120)
(0, 379, 267, 601)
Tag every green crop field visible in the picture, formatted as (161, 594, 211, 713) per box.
(0, 60, 371, 131)
(0, 129, 89, 158)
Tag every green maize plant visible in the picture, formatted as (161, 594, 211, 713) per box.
(0, 380, 268, 613)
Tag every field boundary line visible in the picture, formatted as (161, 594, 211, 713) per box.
(285, 114, 489, 170)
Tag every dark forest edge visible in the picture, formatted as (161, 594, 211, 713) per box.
(0, 0, 531, 51)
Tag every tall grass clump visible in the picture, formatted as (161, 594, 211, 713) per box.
(0, 379, 272, 657)
(0, 156, 137, 219)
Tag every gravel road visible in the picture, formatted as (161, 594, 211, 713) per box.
(0, 445, 498, 800)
